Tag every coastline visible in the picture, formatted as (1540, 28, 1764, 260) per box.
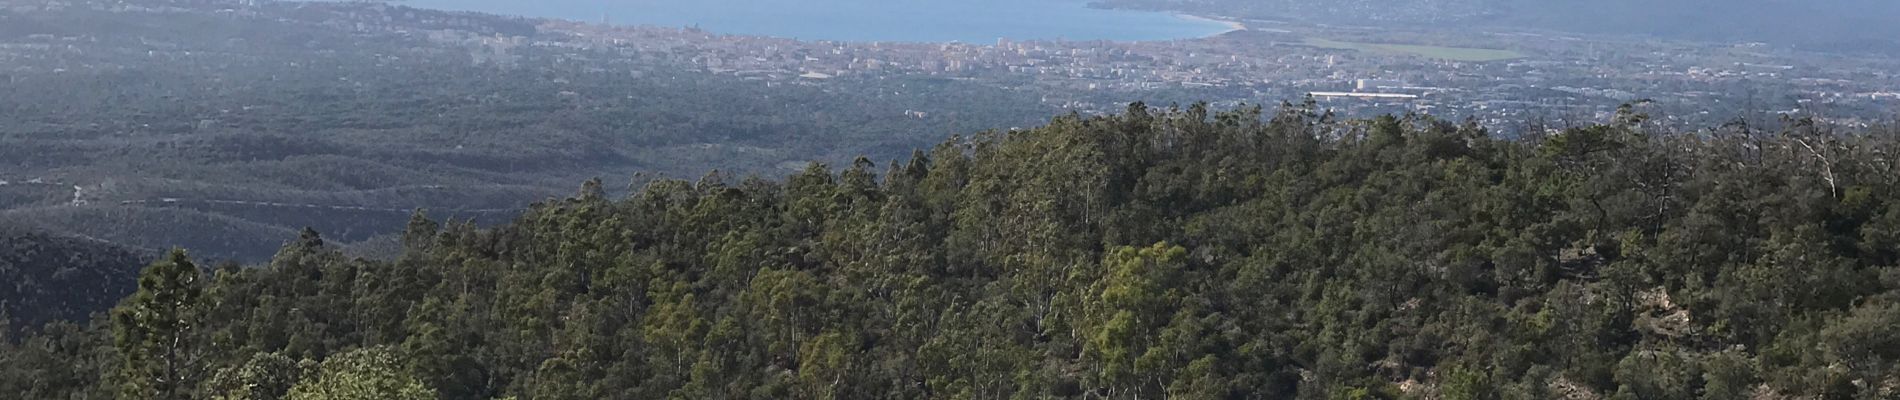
(1178, 14, 1247, 35)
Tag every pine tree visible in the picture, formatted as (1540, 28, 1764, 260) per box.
(112, 249, 206, 399)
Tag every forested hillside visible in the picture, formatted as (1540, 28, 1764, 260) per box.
(4, 103, 1898, 398)
(0, 223, 146, 338)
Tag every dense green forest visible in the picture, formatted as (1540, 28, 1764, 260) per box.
(4, 103, 1898, 398)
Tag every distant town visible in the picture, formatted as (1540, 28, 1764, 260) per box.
(515, 15, 1898, 132)
(8, 0, 1898, 133)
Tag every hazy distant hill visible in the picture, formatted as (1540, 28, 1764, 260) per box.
(1099, 0, 1900, 52)
(1494, 0, 1900, 51)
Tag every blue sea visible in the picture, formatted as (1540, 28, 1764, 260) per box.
(396, 0, 1232, 43)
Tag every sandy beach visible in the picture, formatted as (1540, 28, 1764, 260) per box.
(1178, 14, 1247, 35)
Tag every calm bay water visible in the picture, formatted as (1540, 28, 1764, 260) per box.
(398, 0, 1233, 43)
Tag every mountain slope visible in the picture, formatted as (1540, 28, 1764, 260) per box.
(0, 223, 147, 336)
(8, 105, 1900, 398)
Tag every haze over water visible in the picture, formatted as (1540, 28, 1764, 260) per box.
(397, 0, 1234, 43)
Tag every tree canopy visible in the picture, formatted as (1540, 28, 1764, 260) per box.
(5, 103, 1900, 399)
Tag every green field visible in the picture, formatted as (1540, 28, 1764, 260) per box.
(1305, 38, 1525, 62)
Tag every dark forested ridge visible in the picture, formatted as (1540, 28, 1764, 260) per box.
(6, 104, 1900, 399)
(0, 223, 146, 338)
